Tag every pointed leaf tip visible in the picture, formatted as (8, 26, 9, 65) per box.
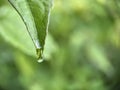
(8, 0, 52, 60)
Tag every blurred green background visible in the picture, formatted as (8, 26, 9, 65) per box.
(0, 0, 120, 90)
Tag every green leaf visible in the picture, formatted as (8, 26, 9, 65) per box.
(0, 5, 36, 56)
(8, 0, 53, 60)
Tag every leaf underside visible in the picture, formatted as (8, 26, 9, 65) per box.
(8, 0, 52, 60)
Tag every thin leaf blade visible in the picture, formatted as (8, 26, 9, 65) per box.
(8, 0, 52, 60)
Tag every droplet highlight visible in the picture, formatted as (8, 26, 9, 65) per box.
(37, 58, 44, 63)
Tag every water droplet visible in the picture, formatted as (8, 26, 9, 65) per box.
(36, 48, 44, 63)
(36, 48, 42, 57)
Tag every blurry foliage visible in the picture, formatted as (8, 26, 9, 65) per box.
(0, 0, 120, 90)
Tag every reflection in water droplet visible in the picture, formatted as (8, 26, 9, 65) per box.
(36, 48, 44, 63)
